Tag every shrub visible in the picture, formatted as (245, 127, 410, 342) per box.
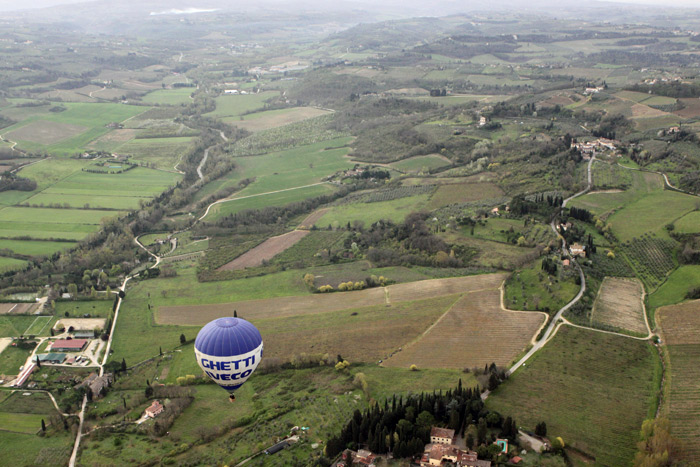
(410, 364, 419, 371)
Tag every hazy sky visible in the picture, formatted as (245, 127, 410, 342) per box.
(1, 0, 699, 13)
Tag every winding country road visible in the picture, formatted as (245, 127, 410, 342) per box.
(506, 155, 595, 376)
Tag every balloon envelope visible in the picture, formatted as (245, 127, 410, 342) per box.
(194, 317, 263, 393)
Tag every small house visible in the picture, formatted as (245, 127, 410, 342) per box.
(145, 400, 164, 418)
(569, 243, 586, 258)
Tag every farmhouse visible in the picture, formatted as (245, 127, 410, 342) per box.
(569, 243, 586, 258)
(339, 449, 377, 467)
(430, 426, 455, 445)
(50, 339, 88, 352)
(145, 400, 164, 418)
(420, 443, 491, 467)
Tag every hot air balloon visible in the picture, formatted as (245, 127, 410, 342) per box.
(194, 317, 263, 402)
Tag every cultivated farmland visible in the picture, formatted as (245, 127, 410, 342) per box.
(486, 325, 657, 465)
(5, 121, 86, 145)
(156, 273, 508, 325)
(590, 277, 648, 334)
(384, 287, 545, 369)
(657, 299, 700, 461)
(229, 107, 331, 132)
(428, 182, 505, 209)
(216, 230, 310, 271)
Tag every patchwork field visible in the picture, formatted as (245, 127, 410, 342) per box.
(428, 182, 504, 209)
(206, 91, 278, 119)
(486, 325, 657, 465)
(227, 107, 331, 131)
(657, 299, 700, 461)
(389, 154, 452, 173)
(591, 277, 648, 334)
(206, 183, 337, 220)
(1, 101, 149, 155)
(5, 121, 87, 144)
(217, 230, 310, 271)
(315, 193, 432, 228)
(157, 273, 507, 325)
(384, 287, 545, 369)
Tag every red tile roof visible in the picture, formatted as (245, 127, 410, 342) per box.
(50, 339, 87, 350)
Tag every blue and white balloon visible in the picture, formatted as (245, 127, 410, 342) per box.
(194, 317, 263, 396)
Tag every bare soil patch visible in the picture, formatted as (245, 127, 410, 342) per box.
(657, 299, 700, 461)
(6, 121, 87, 145)
(217, 230, 310, 271)
(630, 103, 667, 118)
(590, 277, 647, 334)
(298, 209, 329, 230)
(384, 287, 545, 369)
(0, 303, 37, 315)
(53, 318, 107, 331)
(673, 98, 700, 118)
(157, 273, 508, 326)
(88, 129, 137, 147)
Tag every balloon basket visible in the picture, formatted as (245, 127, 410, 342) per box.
(229, 394, 236, 403)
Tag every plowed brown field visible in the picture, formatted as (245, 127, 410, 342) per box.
(383, 286, 546, 369)
(658, 299, 700, 461)
(591, 277, 648, 334)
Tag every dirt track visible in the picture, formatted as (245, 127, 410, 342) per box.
(216, 230, 309, 271)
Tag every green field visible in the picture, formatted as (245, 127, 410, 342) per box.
(0, 431, 72, 466)
(0, 206, 118, 224)
(0, 392, 69, 464)
(142, 88, 194, 105)
(23, 316, 54, 336)
(27, 167, 180, 210)
(487, 325, 658, 465)
(0, 239, 77, 256)
(202, 137, 353, 219)
(119, 136, 195, 170)
(567, 170, 663, 218)
(673, 210, 700, 234)
(0, 315, 38, 338)
(0, 344, 32, 374)
(0, 257, 28, 272)
(207, 183, 337, 220)
(607, 190, 698, 242)
(389, 154, 452, 173)
(206, 91, 279, 118)
(55, 299, 114, 319)
(315, 194, 432, 228)
(649, 265, 700, 311)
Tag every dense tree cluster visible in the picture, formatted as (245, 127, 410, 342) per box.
(325, 380, 519, 460)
